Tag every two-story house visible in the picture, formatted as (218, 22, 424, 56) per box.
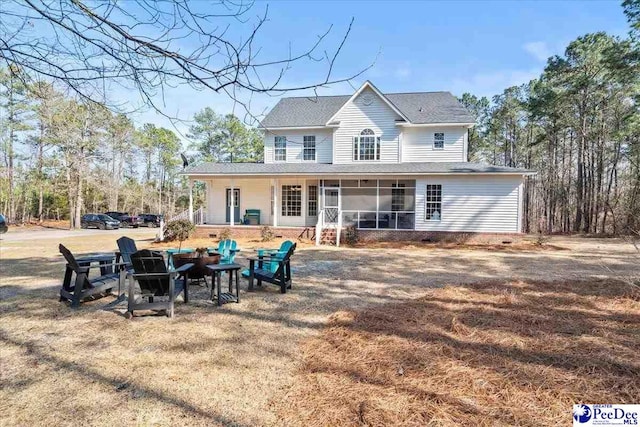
(184, 81, 534, 244)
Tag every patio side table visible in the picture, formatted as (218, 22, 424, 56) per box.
(206, 263, 242, 306)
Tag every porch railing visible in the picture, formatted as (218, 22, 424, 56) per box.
(315, 209, 324, 246)
(341, 210, 415, 230)
(167, 207, 206, 225)
(193, 207, 206, 225)
(336, 211, 342, 247)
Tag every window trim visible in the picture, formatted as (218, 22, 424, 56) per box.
(308, 185, 318, 216)
(353, 129, 381, 161)
(281, 185, 302, 217)
(433, 132, 445, 150)
(425, 184, 442, 221)
(303, 135, 316, 162)
(274, 136, 287, 162)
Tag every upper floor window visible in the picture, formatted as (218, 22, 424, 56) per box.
(353, 128, 380, 161)
(434, 132, 445, 150)
(303, 136, 316, 161)
(274, 136, 286, 161)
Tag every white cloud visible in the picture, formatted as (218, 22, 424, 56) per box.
(394, 64, 411, 79)
(523, 41, 552, 62)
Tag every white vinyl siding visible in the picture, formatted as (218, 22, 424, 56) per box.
(263, 129, 332, 163)
(415, 175, 522, 232)
(333, 88, 402, 164)
(206, 178, 272, 225)
(401, 127, 467, 162)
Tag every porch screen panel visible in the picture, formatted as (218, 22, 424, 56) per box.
(341, 188, 376, 211)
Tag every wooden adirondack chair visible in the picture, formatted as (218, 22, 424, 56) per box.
(217, 239, 238, 264)
(116, 236, 137, 267)
(127, 249, 193, 318)
(247, 243, 296, 293)
(58, 244, 126, 308)
(242, 240, 294, 278)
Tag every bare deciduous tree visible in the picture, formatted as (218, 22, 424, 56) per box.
(0, 0, 367, 117)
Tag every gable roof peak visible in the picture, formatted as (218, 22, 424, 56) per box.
(325, 80, 410, 125)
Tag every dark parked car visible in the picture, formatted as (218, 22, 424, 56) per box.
(0, 214, 8, 234)
(81, 214, 120, 230)
(104, 211, 143, 228)
(139, 214, 163, 227)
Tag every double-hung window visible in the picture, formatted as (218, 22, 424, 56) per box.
(281, 185, 302, 217)
(308, 185, 318, 216)
(425, 184, 442, 221)
(391, 183, 405, 212)
(303, 136, 316, 161)
(274, 136, 286, 161)
(353, 129, 380, 161)
(433, 132, 445, 150)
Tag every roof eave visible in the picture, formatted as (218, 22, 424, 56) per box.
(396, 122, 475, 128)
(183, 170, 536, 178)
(259, 124, 338, 131)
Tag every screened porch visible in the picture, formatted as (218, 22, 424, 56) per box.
(319, 179, 416, 230)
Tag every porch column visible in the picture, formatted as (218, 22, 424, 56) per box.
(272, 178, 278, 227)
(229, 179, 235, 227)
(188, 180, 194, 223)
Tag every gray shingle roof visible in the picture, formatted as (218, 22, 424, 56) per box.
(184, 162, 534, 176)
(259, 90, 475, 128)
(386, 92, 475, 124)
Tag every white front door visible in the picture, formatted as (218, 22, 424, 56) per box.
(323, 188, 340, 224)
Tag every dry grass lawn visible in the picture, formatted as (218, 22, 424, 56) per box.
(276, 279, 640, 426)
(1, 230, 639, 426)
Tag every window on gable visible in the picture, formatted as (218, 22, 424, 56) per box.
(425, 184, 442, 221)
(434, 133, 445, 150)
(353, 128, 381, 161)
(303, 135, 316, 161)
(274, 136, 286, 161)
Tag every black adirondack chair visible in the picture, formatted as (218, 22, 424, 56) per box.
(247, 243, 296, 293)
(127, 249, 193, 318)
(59, 244, 126, 308)
(116, 236, 137, 267)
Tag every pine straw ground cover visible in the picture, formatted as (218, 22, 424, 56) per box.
(275, 280, 640, 426)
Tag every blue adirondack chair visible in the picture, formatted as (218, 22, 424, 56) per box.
(216, 239, 238, 264)
(242, 240, 294, 278)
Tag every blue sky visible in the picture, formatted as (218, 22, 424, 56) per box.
(128, 0, 629, 137)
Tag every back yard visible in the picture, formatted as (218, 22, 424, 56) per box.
(0, 230, 638, 426)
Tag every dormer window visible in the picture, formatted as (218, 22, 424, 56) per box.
(353, 129, 381, 161)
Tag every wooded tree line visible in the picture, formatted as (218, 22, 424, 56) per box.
(1, 1, 637, 234)
(461, 2, 639, 234)
(0, 69, 261, 228)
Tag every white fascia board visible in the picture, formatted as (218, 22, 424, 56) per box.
(184, 171, 537, 178)
(396, 122, 475, 128)
(260, 125, 337, 132)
